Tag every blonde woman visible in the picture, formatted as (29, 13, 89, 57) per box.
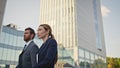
(34, 24, 58, 68)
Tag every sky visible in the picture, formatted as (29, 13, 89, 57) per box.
(3, 0, 40, 32)
(101, 0, 120, 57)
(2, 0, 120, 57)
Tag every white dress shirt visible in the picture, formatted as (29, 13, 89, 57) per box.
(24, 40, 33, 50)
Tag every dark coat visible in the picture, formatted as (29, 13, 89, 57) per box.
(34, 38, 58, 68)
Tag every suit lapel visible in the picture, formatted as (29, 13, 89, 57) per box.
(38, 38, 50, 55)
(21, 41, 34, 54)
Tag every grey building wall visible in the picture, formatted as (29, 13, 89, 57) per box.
(0, 0, 7, 34)
(75, 0, 106, 58)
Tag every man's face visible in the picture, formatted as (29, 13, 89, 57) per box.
(24, 30, 32, 42)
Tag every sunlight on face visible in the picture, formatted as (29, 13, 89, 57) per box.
(37, 26, 49, 39)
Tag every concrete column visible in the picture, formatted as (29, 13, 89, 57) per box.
(0, 0, 7, 34)
(73, 46, 80, 67)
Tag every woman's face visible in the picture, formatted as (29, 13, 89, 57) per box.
(37, 26, 49, 39)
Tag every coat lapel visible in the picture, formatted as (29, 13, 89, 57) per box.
(38, 38, 50, 55)
(21, 41, 34, 54)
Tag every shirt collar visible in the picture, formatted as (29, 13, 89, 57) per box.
(26, 40, 33, 46)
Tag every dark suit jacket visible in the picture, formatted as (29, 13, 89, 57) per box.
(34, 38, 58, 68)
(16, 41, 39, 68)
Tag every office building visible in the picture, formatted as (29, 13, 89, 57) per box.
(40, 0, 106, 67)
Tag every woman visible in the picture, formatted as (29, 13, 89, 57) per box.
(34, 24, 58, 68)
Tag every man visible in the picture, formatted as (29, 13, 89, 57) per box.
(16, 27, 38, 68)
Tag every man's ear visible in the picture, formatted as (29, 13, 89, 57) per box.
(31, 34, 34, 39)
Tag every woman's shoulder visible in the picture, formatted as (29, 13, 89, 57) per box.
(48, 38, 57, 43)
(48, 38, 57, 45)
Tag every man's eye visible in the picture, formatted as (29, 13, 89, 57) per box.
(38, 29, 41, 31)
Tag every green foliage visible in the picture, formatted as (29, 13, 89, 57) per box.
(94, 58, 106, 68)
(107, 57, 120, 68)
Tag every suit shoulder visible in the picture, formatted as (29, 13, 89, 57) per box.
(32, 41, 37, 46)
(48, 38, 57, 47)
(49, 38, 57, 44)
(31, 41, 39, 49)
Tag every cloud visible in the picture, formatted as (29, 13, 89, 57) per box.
(101, 5, 111, 17)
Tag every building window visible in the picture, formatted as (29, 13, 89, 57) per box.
(93, 0, 102, 50)
(79, 58, 85, 68)
(5, 33, 10, 44)
(0, 32, 6, 43)
(9, 34, 14, 46)
(86, 59, 91, 68)
(85, 51, 90, 60)
(79, 48, 85, 58)
(1, 48, 8, 60)
(91, 53, 95, 61)
(0, 48, 3, 60)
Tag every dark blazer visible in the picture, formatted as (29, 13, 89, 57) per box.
(34, 38, 58, 68)
(16, 41, 39, 68)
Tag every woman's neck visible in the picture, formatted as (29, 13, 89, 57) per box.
(42, 36, 49, 43)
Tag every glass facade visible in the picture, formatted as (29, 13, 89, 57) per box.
(58, 45, 75, 66)
(93, 0, 102, 50)
(0, 26, 42, 68)
(79, 47, 106, 68)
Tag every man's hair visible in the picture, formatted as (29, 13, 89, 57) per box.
(25, 27, 36, 39)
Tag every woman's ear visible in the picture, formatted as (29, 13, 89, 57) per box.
(46, 30, 50, 35)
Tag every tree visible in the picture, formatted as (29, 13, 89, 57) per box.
(107, 57, 120, 68)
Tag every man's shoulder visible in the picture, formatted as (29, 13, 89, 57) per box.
(30, 41, 38, 48)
